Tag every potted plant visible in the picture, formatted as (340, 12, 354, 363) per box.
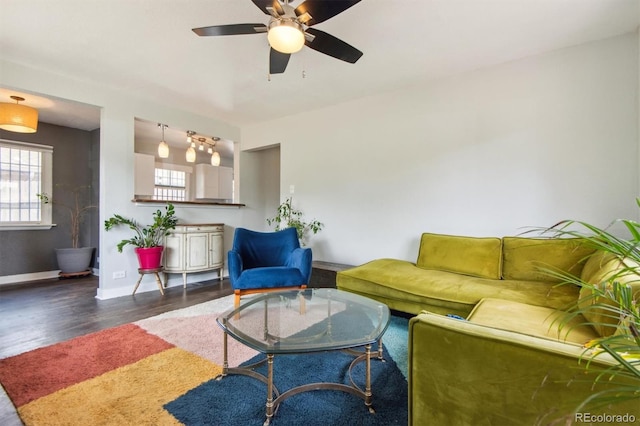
(535, 202, 640, 418)
(104, 203, 178, 269)
(266, 197, 324, 246)
(37, 185, 97, 275)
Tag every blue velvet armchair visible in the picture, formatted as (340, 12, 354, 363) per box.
(228, 227, 312, 307)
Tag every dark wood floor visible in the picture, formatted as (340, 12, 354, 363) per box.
(0, 263, 345, 360)
(0, 275, 233, 359)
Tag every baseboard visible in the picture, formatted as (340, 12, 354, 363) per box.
(95, 269, 226, 300)
(0, 270, 61, 286)
(0, 269, 99, 286)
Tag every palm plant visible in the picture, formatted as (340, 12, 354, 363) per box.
(536, 201, 640, 412)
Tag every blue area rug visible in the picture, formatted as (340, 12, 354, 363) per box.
(165, 315, 409, 426)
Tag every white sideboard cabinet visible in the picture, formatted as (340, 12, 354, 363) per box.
(163, 224, 224, 286)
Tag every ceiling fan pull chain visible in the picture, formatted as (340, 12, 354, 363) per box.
(302, 48, 306, 79)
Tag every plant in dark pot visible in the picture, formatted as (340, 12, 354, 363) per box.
(104, 204, 178, 269)
(37, 185, 97, 276)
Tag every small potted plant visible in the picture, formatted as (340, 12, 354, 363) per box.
(267, 197, 324, 246)
(104, 204, 178, 269)
(37, 185, 97, 275)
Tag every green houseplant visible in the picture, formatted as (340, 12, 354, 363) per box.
(37, 185, 97, 275)
(266, 197, 324, 246)
(535, 202, 640, 416)
(104, 203, 178, 269)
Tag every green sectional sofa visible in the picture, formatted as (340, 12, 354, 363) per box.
(336, 233, 640, 425)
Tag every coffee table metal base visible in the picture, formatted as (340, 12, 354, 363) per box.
(217, 331, 385, 426)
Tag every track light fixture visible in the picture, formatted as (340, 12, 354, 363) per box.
(186, 130, 195, 145)
(183, 132, 223, 165)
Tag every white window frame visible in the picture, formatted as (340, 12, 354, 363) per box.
(0, 139, 53, 230)
(154, 162, 191, 201)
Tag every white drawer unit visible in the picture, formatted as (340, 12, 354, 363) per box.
(163, 224, 224, 287)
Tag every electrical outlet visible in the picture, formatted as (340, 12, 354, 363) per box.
(289, 184, 295, 194)
(113, 271, 126, 279)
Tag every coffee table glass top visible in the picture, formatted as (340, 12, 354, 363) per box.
(217, 288, 390, 354)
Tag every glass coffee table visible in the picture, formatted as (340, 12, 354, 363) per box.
(217, 288, 391, 426)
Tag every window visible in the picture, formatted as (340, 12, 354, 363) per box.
(0, 139, 53, 229)
(154, 168, 186, 201)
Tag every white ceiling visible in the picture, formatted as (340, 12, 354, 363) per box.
(1, 0, 638, 135)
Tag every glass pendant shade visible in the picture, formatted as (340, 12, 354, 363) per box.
(0, 98, 38, 133)
(211, 151, 221, 166)
(268, 20, 305, 53)
(186, 146, 196, 163)
(158, 140, 170, 158)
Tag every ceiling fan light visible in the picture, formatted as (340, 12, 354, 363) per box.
(186, 146, 196, 163)
(211, 151, 221, 166)
(158, 140, 170, 158)
(0, 97, 38, 133)
(268, 20, 305, 54)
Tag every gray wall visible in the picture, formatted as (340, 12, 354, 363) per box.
(0, 122, 99, 276)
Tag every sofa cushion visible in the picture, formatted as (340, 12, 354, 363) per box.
(467, 298, 598, 345)
(578, 252, 640, 337)
(416, 233, 502, 279)
(502, 237, 593, 282)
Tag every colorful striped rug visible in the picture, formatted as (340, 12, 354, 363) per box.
(0, 295, 408, 425)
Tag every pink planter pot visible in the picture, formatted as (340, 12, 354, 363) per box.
(135, 246, 164, 269)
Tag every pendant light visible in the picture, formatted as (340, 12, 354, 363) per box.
(186, 146, 196, 163)
(157, 124, 169, 158)
(211, 137, 221, 166)
(0, 96, 38, 133)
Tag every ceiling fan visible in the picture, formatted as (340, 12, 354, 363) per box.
(192, 0, 364, 74)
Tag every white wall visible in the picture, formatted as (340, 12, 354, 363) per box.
(0, 59, 268, 298)
(243, 33, 640, 266)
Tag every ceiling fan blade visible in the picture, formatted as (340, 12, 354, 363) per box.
(304, 28, 363, 63)
(251, 0, 284, 16)
(295, 0, 361, 26)
(270, 48, 291, 74)
(192, 23, 267, 37)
